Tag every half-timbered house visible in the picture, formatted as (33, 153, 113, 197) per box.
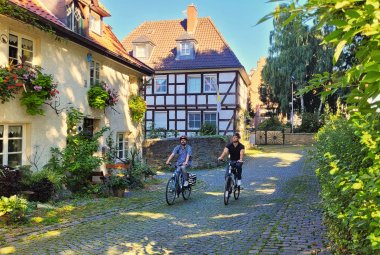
(122, 4, 250, 137)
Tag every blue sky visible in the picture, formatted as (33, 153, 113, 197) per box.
(101, 0, 278, 71)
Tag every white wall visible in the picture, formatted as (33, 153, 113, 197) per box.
(0, 16, 144, 170)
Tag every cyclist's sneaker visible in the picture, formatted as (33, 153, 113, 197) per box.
(184, 181, 189, 187)
(237, 180, 242, 186)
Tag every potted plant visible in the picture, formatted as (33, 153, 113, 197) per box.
(87, 82, 118, 110)
(128, 95, 146, 122)
(108, 173, 129, 197)
(0, 63, 59, 115)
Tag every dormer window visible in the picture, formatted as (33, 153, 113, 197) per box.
(136, 45, 147, 58)
(132, 35, 155, 60)
(89, 12, 102, 35)
(175, 33, 197, 60)
(180, 42, 191, 56)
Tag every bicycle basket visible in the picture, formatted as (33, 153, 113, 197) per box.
(188, 173, 197, 186)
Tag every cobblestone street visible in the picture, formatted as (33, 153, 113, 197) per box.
(2, 146, 330, 254)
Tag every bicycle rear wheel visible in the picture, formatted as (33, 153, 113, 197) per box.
(224, 177, 232, 205)
(166, 177, 176, 205)
(182, 186, 191, 200)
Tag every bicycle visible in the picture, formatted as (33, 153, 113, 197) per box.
(221, 160, 242, 205)
(165, 163, 196, 205)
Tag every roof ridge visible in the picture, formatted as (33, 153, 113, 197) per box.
(205, 17, 243, 68)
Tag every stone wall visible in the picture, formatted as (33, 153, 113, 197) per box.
(142, 136, 227, 170)
(284, 133, 315, 145)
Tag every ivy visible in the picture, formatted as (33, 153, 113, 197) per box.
(128, 95, 146, 123)
(0, 0, 54, 34)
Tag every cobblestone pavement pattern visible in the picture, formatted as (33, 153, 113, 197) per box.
(2, 146, 330, 254)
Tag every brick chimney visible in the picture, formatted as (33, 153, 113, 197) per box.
(187, 4, 198, 34)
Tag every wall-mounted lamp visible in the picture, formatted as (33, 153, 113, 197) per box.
(86, 53, 93, 62)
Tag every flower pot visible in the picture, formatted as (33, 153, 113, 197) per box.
(106, 163, 129, 170)
(113, 188, 125, 198)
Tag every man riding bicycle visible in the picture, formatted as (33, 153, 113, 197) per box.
(218, 132, 245, 187)
(166, 135, 192, 187)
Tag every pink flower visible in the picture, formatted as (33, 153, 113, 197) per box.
(33, 85, 42, 91)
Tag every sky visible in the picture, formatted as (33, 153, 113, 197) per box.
(100, 0, 278, 72)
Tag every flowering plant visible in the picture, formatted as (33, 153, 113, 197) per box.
(87, 82, 119, 110)
(0, 64, 59, 115)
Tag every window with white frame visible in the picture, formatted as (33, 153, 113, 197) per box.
(154, 77, 167, 93)
(135, 45, 147, 58)
(117, 133, 128, 160)
(8, 33, 33, 65)
(187, 75, 201, 93)
(204, 112, 217, 128)
(90, 60, 100, 86)
(89, 13, 101, 35)
(180, 42, 191, 56)
(188, 112, 201, 129)
(204, 75, 217, 92)
(0, 125, 23, 168)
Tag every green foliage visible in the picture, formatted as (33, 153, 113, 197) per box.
(313, 115, 379, 254)
(46, 108, 108, 192)
(199, 123, 216, 135)
(297, 112, 321, 133)
(261, 3, 334, 115)
(128, 95, 146, 122)
(108, 174, 129, 190)
(0, 0, 54, 33)
(257, 116, 284, 131)
(0, 64, 58, 115)
(0, 195, 29, 223)
(87, 85, 109, 109)
(263, 2, 380, 252)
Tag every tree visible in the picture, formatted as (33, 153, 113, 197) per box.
(261, 3, 334, 116)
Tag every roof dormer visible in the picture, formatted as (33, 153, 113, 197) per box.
(175, 33, 197, 60)
(132, 35, 155, 61)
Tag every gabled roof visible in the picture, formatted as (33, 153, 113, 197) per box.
(7, 0, 153, 75)
(122, 17, 245, 72)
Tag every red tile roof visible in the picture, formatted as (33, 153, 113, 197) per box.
(7, 0, 153, 74)
(122, 17, 244, 71)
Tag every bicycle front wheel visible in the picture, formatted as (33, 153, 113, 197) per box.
(234, 185, 240, 200)
(166, 177, 176, 205)
(224, 177, 232, 205)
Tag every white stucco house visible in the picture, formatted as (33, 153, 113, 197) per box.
(0, 0, 154, 169)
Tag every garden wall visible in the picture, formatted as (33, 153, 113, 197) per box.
(284, 133, 315, 145)
(142, 136, 227, 169)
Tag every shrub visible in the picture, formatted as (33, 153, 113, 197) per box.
(128, 95, 146, 122)
(0, 195, 29, 224)
(199, 123, 216, 135)
(313, 115, 378, 254)
(0, 166, 22, 197)
(298, 112, 321, 133)
(257, 116, 283, 131)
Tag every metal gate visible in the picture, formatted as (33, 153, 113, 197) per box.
(255, 130, 284, 145)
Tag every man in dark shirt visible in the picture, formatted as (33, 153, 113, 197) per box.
(218, 132, 245, 186)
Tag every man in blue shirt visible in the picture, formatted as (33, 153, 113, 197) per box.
(166, 135, 192, 186)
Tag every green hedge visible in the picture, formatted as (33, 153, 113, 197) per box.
(313, 115, 379, 254)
